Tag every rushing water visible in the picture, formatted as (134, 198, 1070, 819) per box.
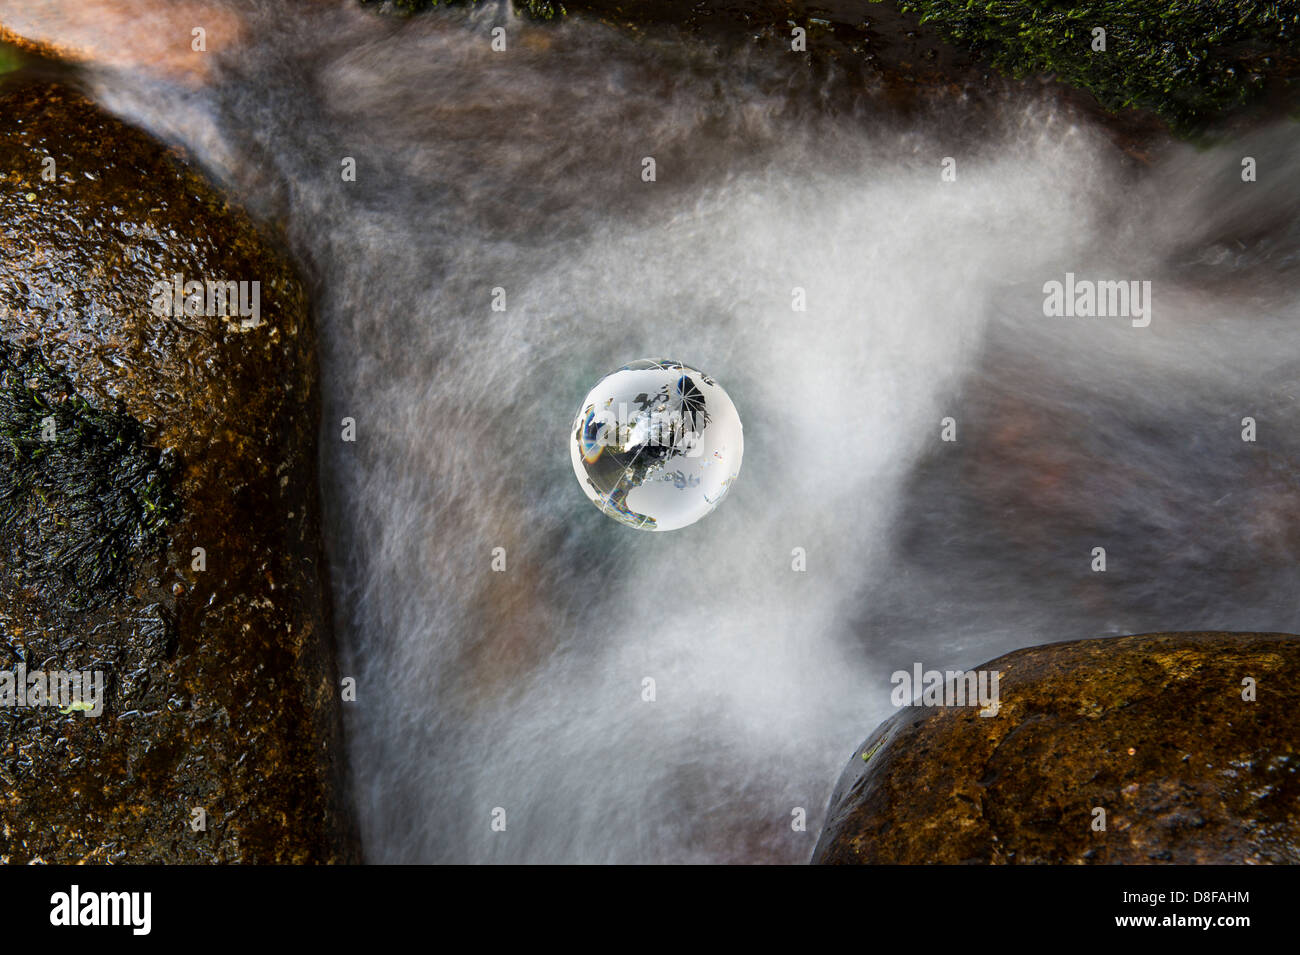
(32, 0, 1300, 862)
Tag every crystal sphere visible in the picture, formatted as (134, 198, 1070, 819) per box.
(569, 359, 743, 531)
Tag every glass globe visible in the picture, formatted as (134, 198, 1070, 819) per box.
(569, 359, 743, 531)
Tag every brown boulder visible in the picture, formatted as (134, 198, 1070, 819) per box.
(0, 79, 356, 863)
(814, 631, 1300, 864)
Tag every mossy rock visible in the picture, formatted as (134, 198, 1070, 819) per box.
(0, 80, 357, 863)
(814, 632, 1300, 864)
(893, 0, 1300, 135)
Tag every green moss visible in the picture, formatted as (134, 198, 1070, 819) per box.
(0, 44, 20, 76)
(0, 344, 179, 609)
(359, 0, 567, 20)
(892, 0, 1299, 134)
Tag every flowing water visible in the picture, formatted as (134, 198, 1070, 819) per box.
(26, 0, 1300, 862)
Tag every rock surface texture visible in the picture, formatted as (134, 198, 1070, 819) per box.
(0, 80, 356, 863)
(814, 631, 1300, 864)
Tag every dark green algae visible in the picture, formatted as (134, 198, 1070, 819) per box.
(0, 343, 180, 612)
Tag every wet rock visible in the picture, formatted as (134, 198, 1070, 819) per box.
(0, 80, 357, 863)
(814, 631, 1300, 864)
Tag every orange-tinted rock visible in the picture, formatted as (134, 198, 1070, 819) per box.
(814, 632, 1300, 864)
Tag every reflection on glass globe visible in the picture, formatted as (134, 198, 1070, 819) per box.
(570, 359, 743, 531)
